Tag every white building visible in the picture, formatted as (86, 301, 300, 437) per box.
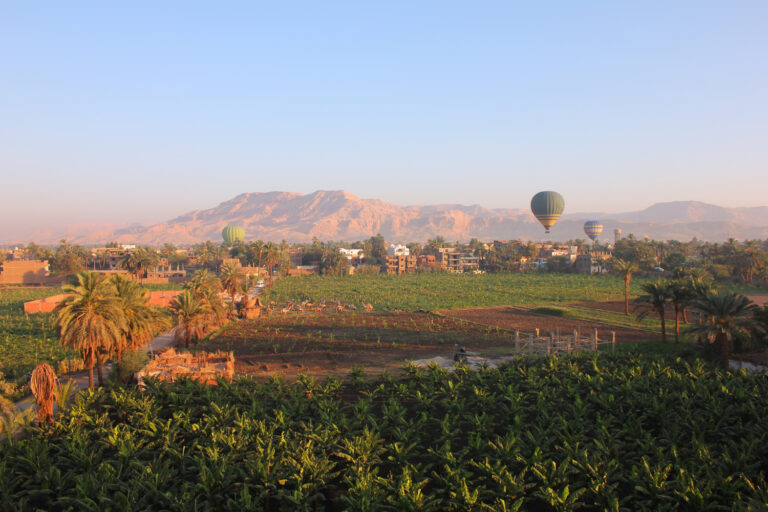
(339, 248, 364, 261)
(387, 244, 409, 257)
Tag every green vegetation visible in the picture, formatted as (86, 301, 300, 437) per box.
(0, 288, 74, 382)
(3, 353, 767, 510)
(265, 273, 639, 311)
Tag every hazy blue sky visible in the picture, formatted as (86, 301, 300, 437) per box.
(2, 1, 767, 238)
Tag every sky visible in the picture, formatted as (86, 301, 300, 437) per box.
(1, 1, 767, 239)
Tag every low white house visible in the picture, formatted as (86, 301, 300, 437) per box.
(387, 244, 409, 257)
(339, 248, 364, 261)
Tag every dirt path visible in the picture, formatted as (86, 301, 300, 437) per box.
(15, 330, 176, 411)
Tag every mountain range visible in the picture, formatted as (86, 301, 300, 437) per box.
(8, 191, 768, 245)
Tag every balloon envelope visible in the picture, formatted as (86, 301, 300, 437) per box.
(221, 225, 245, 244)
(530, 191, 565, 233)
(583, 220, 603, 241)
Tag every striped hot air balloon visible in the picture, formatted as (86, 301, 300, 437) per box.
(583, 220, 603, 242)
(530, 191, 565, 233)
(221, 225, 245, 244)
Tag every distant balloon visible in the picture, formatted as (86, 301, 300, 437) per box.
(583, 220, 604, 242)
(530, 191, 565, 233)
(221, 225, 245, 244)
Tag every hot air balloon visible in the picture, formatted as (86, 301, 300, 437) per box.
(221, 225, 245, 244)
(583, 220, 603, 242)
(530, 191, 565, 233)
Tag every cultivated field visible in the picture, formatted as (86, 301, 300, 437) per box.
(263, 273, 638, 311)
(441, 306, 656, 344)
(3, 353, 767, 510)
(0, 287, 73, 381)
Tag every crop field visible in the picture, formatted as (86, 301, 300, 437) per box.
(0, 287, 73, 381)
(3, 353, 767, 510)
(200, 311, 514, 377)
(441, 306, 658, 344)
(264, 273, 639, 312)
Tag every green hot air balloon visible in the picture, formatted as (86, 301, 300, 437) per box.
(221, 225, 245, 244)
(530, 191, 565, 233)
(583, 220, 603, 242)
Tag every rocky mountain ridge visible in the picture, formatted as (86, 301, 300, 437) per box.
(8, 191, 768, 245)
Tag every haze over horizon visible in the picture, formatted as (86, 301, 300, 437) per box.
(2, 1, 767, 239)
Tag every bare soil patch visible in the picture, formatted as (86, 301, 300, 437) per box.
(440, 306, 658, 344)
(745, 294, 768, 306)
(200, 311, 515, 379)
(571, 300, 678, 316)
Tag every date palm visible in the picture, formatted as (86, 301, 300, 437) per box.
(186, 269, 220, 298)
(112, 275, 169, 380)
(634, 281, 671, 343)
(688, 292, 763, 369)
(169, 290, 212, 348)
(30, 364, 57, 425)
(263, 242, 281, 284)
(611, 258, 639, 315)
(220, 261, 243, 317)
(667, 280, 695, 343)
(55, 271, 125, 388)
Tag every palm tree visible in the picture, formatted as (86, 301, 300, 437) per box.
(667, 281, 694, 343)
(263, 242, 281, 284)
(55, 272, 125, 388)
(688, 292, 763, 369)
(169, 290, 212, 348)
(634, 281, 671, 343)
(219, 261, 243, 317)
(30, 364, 57, 425)
(112, 275, 169, 380)
(119, 247, 159, 280)
(611, 258, 639, 315)
(186, 269, 220, 298)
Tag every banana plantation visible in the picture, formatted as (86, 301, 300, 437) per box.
(2, 352, 767, 511)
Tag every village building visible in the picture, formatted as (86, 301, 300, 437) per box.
(339, 248, 364, 264)
(387, 244, 410, 257)
(573, 251, 613, 274)
(437, 247, 480, 273)
(0, 259, 60, 285)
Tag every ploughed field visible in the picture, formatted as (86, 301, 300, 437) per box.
(4, 353, 767, 510)
(442, 306, 657, 344)
(199, 311, 516, 377)
(200, 303, 660, 378)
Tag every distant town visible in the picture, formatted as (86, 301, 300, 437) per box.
(2, 227, 766, 287)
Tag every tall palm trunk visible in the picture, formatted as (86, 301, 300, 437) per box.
(115, 346, 123, 384)
(623, 277, 630, 315)
(96, 360, 104, 387)
(86, 348, 95, 389)
(658, 307, 667, 343)
(231, 292, 237, 317)
(682, 308, 689, 323)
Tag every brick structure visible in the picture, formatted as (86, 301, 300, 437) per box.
(24, 289, 183, 314)
(137, 349, 235, 386)
(384, 254, 417, 274)
(0, 260, 53, 285)
(437, 248, 480, 273)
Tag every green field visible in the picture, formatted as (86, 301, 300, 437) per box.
(264, 273, 639, 311)
(3, 353, 766, 510)
(0, 287, 73, 382)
